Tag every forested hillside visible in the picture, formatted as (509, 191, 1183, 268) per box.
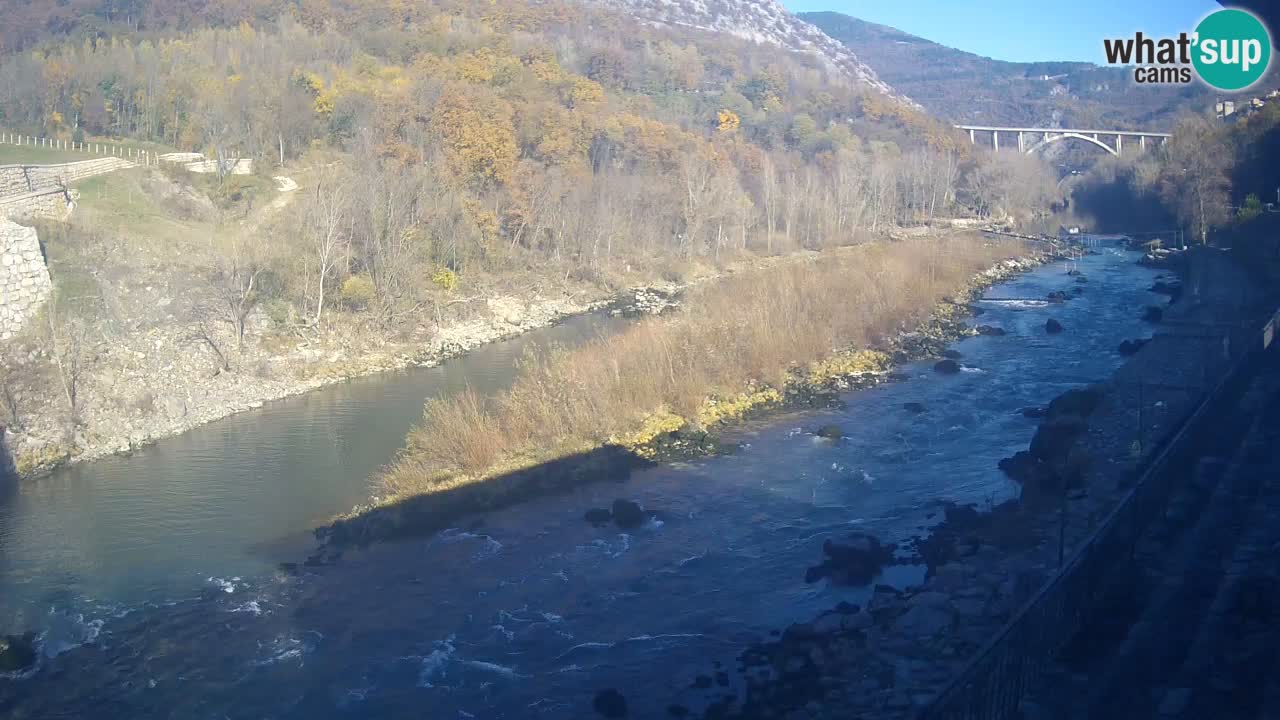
(0, 0, 1058, 316)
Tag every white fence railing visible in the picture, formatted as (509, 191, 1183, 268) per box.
(0, 131, 158, 166)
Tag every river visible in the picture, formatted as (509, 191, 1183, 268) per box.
(0, 244, 1162, 719)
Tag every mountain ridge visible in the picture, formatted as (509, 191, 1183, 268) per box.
(801, 10, 1214, 130)
(589, 0, 912, 102)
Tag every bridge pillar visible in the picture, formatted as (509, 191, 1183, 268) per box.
(993, 130, 999, 152)
(969, 128, 975, 143)
(1140, 135, 1146, 151)
(1018, 132, 1025, 152)
(1117, 134, 1123, 156)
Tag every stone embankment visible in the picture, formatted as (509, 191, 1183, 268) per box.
(657, 246, 1270, 720)
(0, 219, 52, 341)
(0, 158, 135, 196)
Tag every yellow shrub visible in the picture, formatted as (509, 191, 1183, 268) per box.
(697, 387, 782, 427)
(340, 274, 376, 308)
(432, 268, 460, 292)
(613, 409, 686, 458)
(807, 350, 893, 385)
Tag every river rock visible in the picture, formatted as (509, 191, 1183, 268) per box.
(907, 591, 952, 609)
(941, 349, 963, 360)
(1044, 318, 1064, 334)
(813, 607, 873, 635)
(0, 632, 37, 673)
(805, 533, 896, 586)
(1075, 276, 1088, 284)
(903, 402, 927, 414)
(1046, 290, 1070, 303)
(1030, 416, 1088, 461)
(1118, 338, 1149, 356)
(594, 688, 629, 718)
(998, 450, 1044, 485)
(1046, 386, 1104, 418)
(976, 325, 1006, 336)
(894, 603, 953, 637)
(815, 424, 843, 440)
(1143, 305, 1164, 323)
(584, 508, 613, 525)
(864, 584, 904, 614)
(933, 359, 961, 374)
(610, 499, 646, 529)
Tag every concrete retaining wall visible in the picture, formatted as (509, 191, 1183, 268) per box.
(0, 218, 53, 340)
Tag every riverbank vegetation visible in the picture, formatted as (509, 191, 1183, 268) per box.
(379, 232, 1027, 501)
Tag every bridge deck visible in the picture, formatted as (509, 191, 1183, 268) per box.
(955, 125, 1171, 137)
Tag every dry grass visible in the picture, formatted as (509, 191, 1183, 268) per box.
(381, 232, 1025, 499)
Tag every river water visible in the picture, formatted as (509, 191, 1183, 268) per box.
(0, 245, 1162, 719)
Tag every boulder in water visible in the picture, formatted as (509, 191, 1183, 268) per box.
(1143, 305, 1164, 323)
(1046, 387, 1104, 418)
(584, 508, 613, 525)
(1044, 318, 1064, 334)
(1046, 290, 1069, 303)
(805, 532, 896, 586)
(942, 349, 963, 360)
(0, 632, 37, 673)
(1149, 279, 1181, 296)
(933, 359, 961, 374)
(594, 688, 629, 718)
(610, 499, 646, 529)
(814, 424, 843, 440)
(1118, 338, 1149, 356)
(976, 325, 1006, 336)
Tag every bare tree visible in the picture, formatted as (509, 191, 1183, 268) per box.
(1160, 115, 1232, 245)
(297, 167, 350, 326)
(207, 222, 271, 351)
(40, 292, 93, 427)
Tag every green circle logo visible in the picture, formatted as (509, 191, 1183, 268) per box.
(1193, 9, 1272, 91)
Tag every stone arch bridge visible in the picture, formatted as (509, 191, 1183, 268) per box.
(955, 125, 1172, 156)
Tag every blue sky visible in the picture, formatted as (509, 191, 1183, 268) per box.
(783, 0, 1224, 64)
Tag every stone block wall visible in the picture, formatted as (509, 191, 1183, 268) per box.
(0, 218, 53, 341)
(0, 166, 31, 197)
(0, 158, 134, 198)
(0, 187, 72, 223)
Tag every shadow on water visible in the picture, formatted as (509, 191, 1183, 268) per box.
(317, 445, 653, 550)
(0, 429, 15, 506)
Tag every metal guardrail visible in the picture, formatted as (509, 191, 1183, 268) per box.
(917, 308, 1280, 720)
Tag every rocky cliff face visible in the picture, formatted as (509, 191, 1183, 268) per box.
(588, 0, 908, 102)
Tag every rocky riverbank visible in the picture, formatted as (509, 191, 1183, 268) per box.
(650, 245, 1270, 720)
(2, 281, 693, 480)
